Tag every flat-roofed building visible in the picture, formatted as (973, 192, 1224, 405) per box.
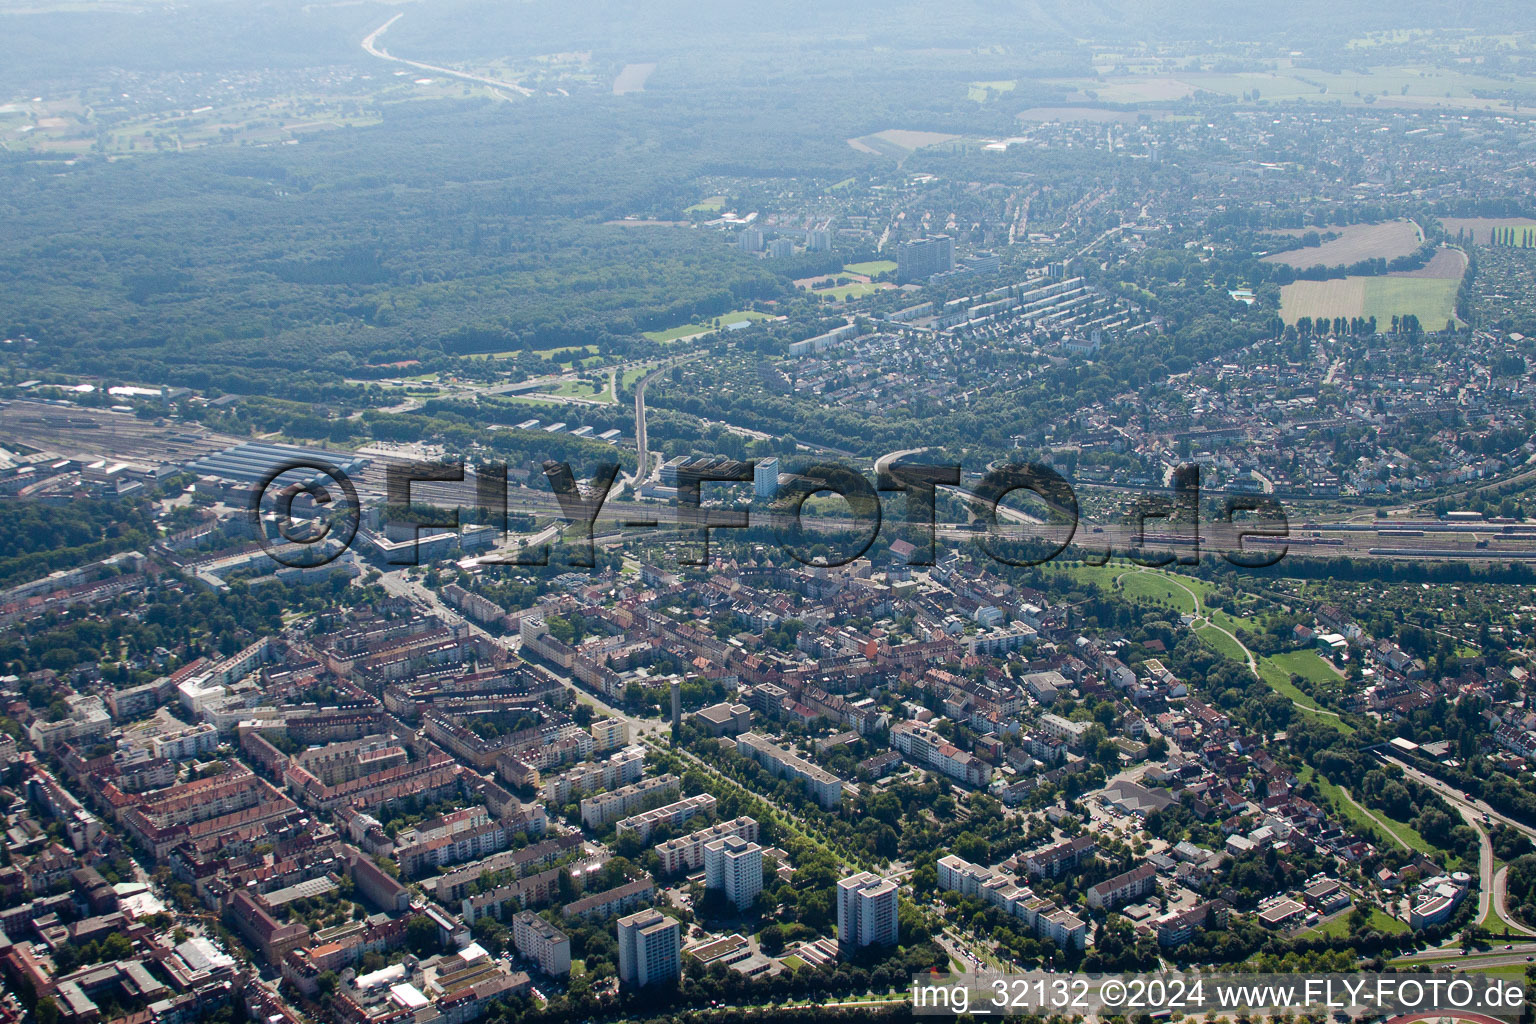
(704, 835, 763, 910)
(615, 794, 716, 843)
(617, 908, 680, 988)
(693, 702, 752, 737)
(836, 872, 898, 953)
(512, 911, 571, 977)
(735, 732, 842, 809)
(654, 816, 760, 876)
(580, 774, 681, 829)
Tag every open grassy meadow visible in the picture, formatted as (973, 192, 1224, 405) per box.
(642, 309, 773, 343)
(1268, 649, 1340, 685)
(843, 260, 898, 277)
(968, 80, 1017, 102)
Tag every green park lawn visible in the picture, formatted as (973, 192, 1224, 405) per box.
(1303, 907, 1407, 939)
(843, 260, 898, 276)
(642, 309, 772, 342)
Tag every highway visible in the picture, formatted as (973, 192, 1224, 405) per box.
(630, 353, 705, 487)
(1377, 753, 1536, 845)
(1377, 751, 1536, 938)
(362, 14, 533, 96)
(630, 364, 662, 486)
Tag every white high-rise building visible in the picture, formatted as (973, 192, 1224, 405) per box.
(754, 458, 779, 499)
(512, 910, 572, 977)
(836, 872, 899, 953)
(616, 908, 681, 988)
(703, 834, 763, 910)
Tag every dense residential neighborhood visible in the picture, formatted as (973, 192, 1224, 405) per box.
(7, 2, 1536, 1024)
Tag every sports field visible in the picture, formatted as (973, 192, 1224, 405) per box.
(815, 281, 889, 301)
(843, 260, 897, 277)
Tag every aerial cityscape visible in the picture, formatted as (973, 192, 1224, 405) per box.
(6, 2, 1536, 1023)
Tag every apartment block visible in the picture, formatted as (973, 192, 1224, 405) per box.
(615, 794, 716, 843)
(617, 908, 680, 988)
(734, 732, 842, 809)
(654, 816, 760, 876)
(703, 835, 763, 911)
(512, 910, 571, 977)
(936, 854, 1087, 951)
(1021, 836, 1097, 879)
(889, 720, 992, 787)
(579, 774, 680, 829)
(1086, 862, 1157, 910)
(836, 872, 898, 953)
(544, 746, 645, 806)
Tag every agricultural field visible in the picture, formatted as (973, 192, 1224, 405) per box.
(1280, 247, 1464, 327)
(641, 309, 774, 343)
(1442, 217, 1536, 245)
(1361, 277, 1461, 329)
(1260, 220, 1422, 269)
(1276, 277, 1432, 326)
(612, 62, 657, 95)
(1393, 247, 1468, 279)
(847, 128, 960, 157)
(1045, 62, 1536, 112)
(1018, 107, 1138, 123)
